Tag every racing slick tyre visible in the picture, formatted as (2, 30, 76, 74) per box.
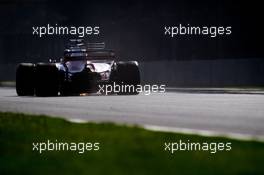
(115, 61, 140, 95)
(35, 63, 59, 97)
(16, 63, 35, 96)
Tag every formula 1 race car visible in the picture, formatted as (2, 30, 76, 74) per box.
(16, 39, 140, 96)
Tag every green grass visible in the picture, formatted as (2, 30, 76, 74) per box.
(0, 112, 264, 175)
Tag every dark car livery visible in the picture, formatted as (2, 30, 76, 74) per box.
(16, 39, 140, 96)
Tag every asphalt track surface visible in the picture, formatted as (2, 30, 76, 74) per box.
(0, 87, 264, 139)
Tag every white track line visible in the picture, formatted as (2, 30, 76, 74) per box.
(66, 118, 264, 142)
(67, 118, 87, 123)
(144, 125, 264, 142)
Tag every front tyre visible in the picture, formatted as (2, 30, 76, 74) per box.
(16, 63, 35, 96)
(114, 61, 140, 95)
(35, 63, 59, 97)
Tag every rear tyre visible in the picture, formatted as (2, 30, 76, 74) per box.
(35, 63, 59, 97)
(16, 63, 35, 96)
(114, 61, 140, 95)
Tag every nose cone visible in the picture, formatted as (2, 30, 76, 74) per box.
(65, 61, 86, 73)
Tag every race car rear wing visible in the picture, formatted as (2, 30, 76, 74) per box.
(87, 42, 105, 50)
(65, 39, 115, 58)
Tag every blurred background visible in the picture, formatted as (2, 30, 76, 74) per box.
(0, 0, 263, 86)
